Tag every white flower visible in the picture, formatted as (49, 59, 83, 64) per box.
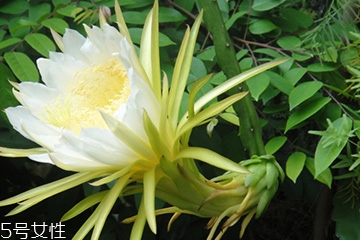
(6, 23, 160, 171)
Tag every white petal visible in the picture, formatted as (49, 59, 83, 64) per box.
(114, 68, 161, 137)
(17, 82, 59, 117)
(37, 56, 84, 92)
(49, 152, 110, 171)
(63, 28, 86, 60)
(28, 153, 54, 164)
(55, 129, 141, 167)
(5, 106, 60, 150)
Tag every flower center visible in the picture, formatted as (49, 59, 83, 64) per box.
(42, 58, 131, 133)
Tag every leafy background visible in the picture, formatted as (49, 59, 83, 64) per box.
(0, 0, 360, 239)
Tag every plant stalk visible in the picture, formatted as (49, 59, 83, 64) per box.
(198, 0, 266, 156)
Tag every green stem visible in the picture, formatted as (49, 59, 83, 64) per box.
(198, 0, 266, 156)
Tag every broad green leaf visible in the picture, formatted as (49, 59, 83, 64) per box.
(252, 0, 286, 11)
(0, 64, 17, 122)
(307, 63, 338, 72)
(333, 190, 360, 240)
(189, 57, 207, 81)
(56, 4, 82, 18)
(277, 36, 301, 50)
(174, 0, 194, 11)
(8, 18, 31, 38)
(4, 52, 39, 82)
(52, 0, 70, 6)
(0, 29, 6, 41)
(254, 48, 283, 58)
(225, 10, 247, 29)
(320, 47, 338, 62)
(0, 38, 21, 50)
(247, 72, 270, 101)
(267, 71, 294, 95)
(119, 0, 152, 9)
(285, 97, 331, 132)
(305, 158, 332, 188)
(209, 71, 226, 85)
(313, 116, 352, 176)
(25, 33, 56, 57)
(0, 0, 29, 14)
(265, 136, 287, 154)
(123, 11, 148, 24)
(292, 52, 312, 61)
(289, 81, 323, 110)
(283, 67, 307, 86)
(197, 46, 216, 61)
(239, 58, 253, 71)
(29, 4, 51, 22)
(159, 7, 186, 23)
(286, 152, 306, 183)
(42, 18, 69, 34)
(249, 19, 278, 35)
(236, 49, 249, 60)
(280, 8, 313, 29)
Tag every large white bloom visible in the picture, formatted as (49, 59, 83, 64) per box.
(0, 2, 286, 239)
(6, 24, 160, 171)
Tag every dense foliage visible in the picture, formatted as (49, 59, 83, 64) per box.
(0, 0, 359, 239)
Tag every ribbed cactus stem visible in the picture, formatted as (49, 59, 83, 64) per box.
(198, 0, 266, 156)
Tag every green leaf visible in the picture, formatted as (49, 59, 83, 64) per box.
(277, 36, 301, 50)
(286, 152, 306, 183)
(252, 0, 286, 11)
(8, 18, 31, 38)
(56, 4, 83, 18)
(25, 33, 56, 57)
(159, 7, 186, 23)
(123, 11, 148, 24)
(289, 81, 323, 110)
(313, 116, 352, 176)
(0, 0, 29, 14)
(174, 0, 194, 11)
(254, 48, 283, 58)
(0, 38, 21, 50)
(333, 190, 360, 240)
(292, 52, 313, 61)
(283, 67, 307, 86)
(0, 63, 18, 121)
(189, 57, 207, 81)
(280, 8, 313, 29)
(307, 63, 338, 72)
(305, 158, 332, 187)
(197, 46, 216, 61)
(267, 71, 294, 95)
(42, 18, 69, 34)
(247, 72, 270, 101)
(285, 97, 331, 132)
(249, 19, 278, 35)
(29, 4, 51, 22)
(225, 10, 247, 29)
(4, 52, 39, 82)
(265, 136, 287, 155)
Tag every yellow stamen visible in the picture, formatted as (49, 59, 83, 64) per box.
(42, 58, 130, 133)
